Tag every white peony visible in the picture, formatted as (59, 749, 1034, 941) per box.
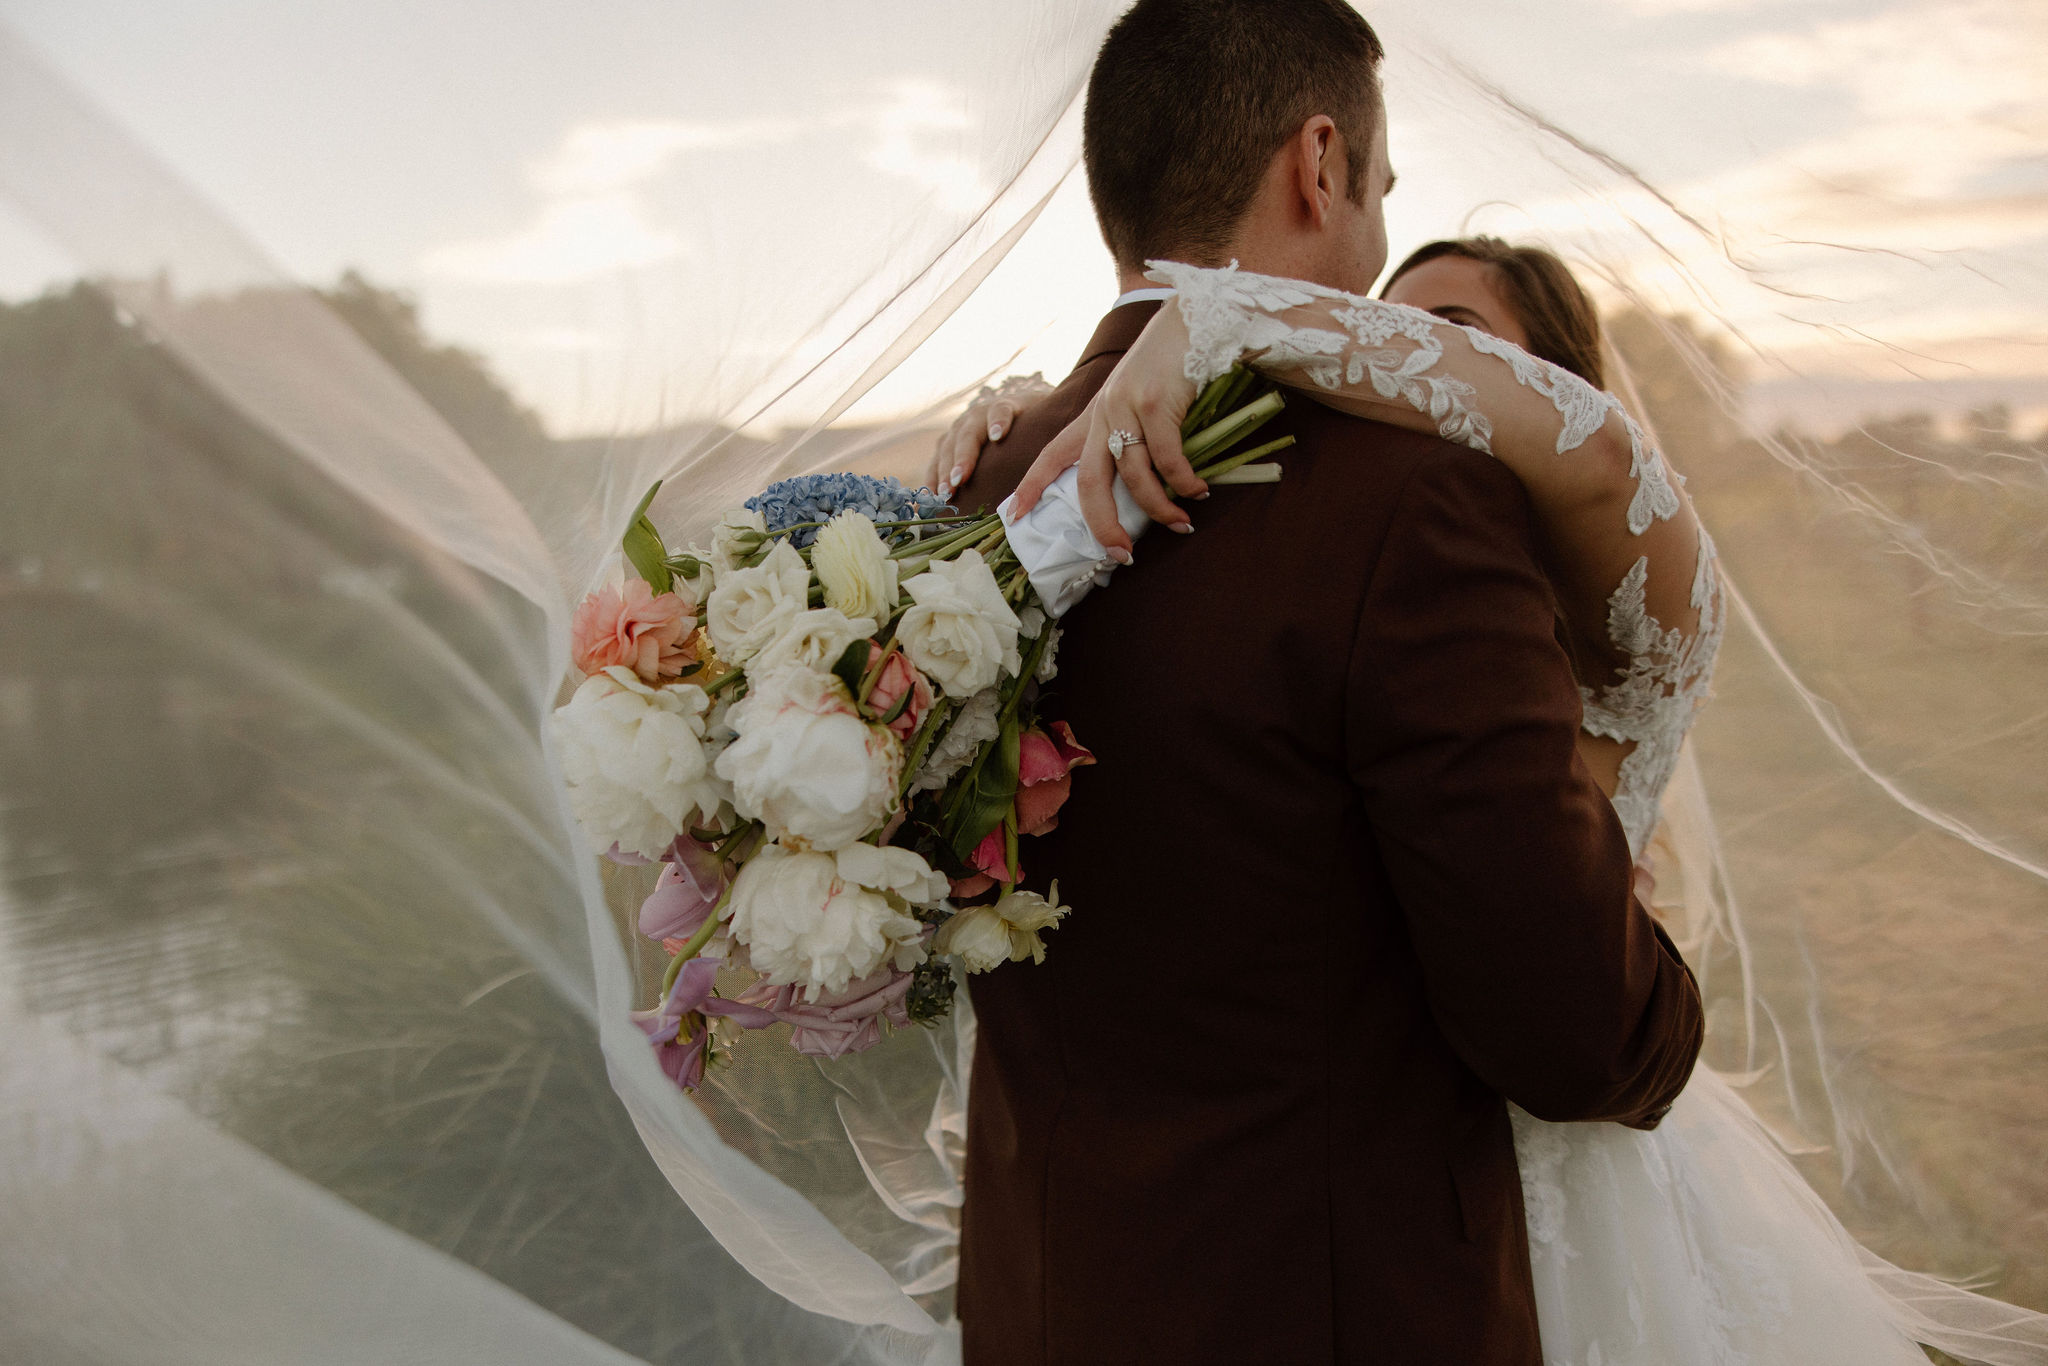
(897, 550, 1022, 696)
(751, 606, 876, 677)
(727, 842, 936, 991)
(812, 512, 900, 622)
(910, 684, 1001, 793)
(834, 841, 951, 906)
(933, 884, 1070, 973)
(714, 666, 901, 850)
(706, 539, 810, 664)
(550, 667, 725, 859)
(709, 506, 769, 573)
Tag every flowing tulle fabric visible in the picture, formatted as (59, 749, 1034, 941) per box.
(0, 2, 2043, 1362)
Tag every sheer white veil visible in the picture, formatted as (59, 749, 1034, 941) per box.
(1, 2, 2043, 1362)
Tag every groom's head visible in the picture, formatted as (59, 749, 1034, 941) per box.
(1084, 0, 1392, 295)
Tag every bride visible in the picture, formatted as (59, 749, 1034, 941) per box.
(933, 236, 2048, 1365)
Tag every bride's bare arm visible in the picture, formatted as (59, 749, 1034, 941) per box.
(1012, 261, 1723, 854)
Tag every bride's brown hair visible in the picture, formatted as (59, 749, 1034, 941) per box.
(1383, 237, 1606, 390)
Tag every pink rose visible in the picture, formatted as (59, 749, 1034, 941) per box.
(1014, 722, 1095, 837)
(571, 578, 697, 683)
(950, 827, 1018, 900)
(864, 645, 934, 740)
(738, 966, 913, 1060)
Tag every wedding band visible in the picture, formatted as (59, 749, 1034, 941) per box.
(1108, 428, 1144, 461)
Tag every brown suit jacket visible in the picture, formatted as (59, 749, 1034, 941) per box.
(953, 302, 1703, 1366)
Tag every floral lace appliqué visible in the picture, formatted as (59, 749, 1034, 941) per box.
(1581, 532, 1725, 856)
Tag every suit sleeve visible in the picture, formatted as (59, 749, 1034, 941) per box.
(1346, 447, 1702, 1126)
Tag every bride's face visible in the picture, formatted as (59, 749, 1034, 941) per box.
(1382, 256, 1533, 351)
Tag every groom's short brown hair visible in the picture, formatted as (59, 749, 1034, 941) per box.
(1084, 0, 1386, 271)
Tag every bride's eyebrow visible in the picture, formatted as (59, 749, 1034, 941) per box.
(1430, 304, 1490, 330)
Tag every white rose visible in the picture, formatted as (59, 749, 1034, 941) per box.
(710, 506, 769, 573)
(933, 883, 1070, 973)
(550, 667, 725, 859)
(706, 540, 810, 664)
(714, 666, 901, 850)
(728, 842, 932, 991)
(897, 550, 1023, 696)
(911, 684, 1000, 793)
(812, 512, 900, 622)
(751, 606, 877, 677)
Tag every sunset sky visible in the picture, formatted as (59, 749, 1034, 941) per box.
(2, 0, 2041, 437)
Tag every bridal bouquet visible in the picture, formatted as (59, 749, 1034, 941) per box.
(551, 370, 1292, 1090)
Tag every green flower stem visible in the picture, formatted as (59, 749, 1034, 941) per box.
(660, 886, 733, 994)
(1000, 812, 1019, 894)
(1181, 368, 1245, 435)
(1001, 629, 1052, 724)
(1192, 433, 1296, 481)
(874, 515, 979, 531)
(894, 515, 999, 560)
(897, 696, 955, 801)
(858, 633, 900, 704)
(704, 669, 748, 698)
(1184, 390, 1284, 464)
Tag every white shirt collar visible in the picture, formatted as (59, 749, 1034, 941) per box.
(1111, 286, 1176, 310)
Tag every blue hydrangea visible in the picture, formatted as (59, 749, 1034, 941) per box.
(745, 473, 953, 549)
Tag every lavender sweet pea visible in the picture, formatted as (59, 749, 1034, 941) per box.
(637, 838, 728, 942)
(631, 956, 778, 1088)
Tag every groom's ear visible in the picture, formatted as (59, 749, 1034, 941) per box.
(1288, 115, 1341, 229)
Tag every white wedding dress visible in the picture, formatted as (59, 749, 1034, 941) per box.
(1102, 261, 2048, 1366)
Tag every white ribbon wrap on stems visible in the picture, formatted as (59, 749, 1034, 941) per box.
(997, 465, 1151, 617)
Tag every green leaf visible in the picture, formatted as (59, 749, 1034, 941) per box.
(877, 684, 914, 726)
(830, 638, 870, 697)
(623, 519, 673, 593)
(944, 713, 1021, 861)
(621, 481, 673, 593)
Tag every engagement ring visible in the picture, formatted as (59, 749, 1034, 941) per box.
(1108, 428, 1144, 461)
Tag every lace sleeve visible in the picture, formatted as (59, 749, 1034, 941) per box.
(1148, 260, 1723, 855)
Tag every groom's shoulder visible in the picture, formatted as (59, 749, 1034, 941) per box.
(1276, 395, 1536, 548)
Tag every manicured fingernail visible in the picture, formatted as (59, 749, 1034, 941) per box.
(1109, 547, 1134, 566)
(988, 422, 1006, 442)
(1170, 520, 1194, 534)
(949, 465, 965, 488)
(1195, 490, 1211, 501)
(937, 482, 952, 498)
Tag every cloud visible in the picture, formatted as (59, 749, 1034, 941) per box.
(419, 84, 996, 288)
(864, 81, 991, 214)
(1610, 0, 1767, 12)
(1708, 0, 2042, 121)
(419, 115, 801, 285)
(1691, 0, 2048, 248)
(421, 193, 684, 285)
(529, 118, 801, 197)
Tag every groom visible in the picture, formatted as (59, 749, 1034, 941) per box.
(949, 2, 1703, 1364)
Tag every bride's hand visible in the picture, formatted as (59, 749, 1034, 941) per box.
(1009, 304, 1208, 553)
(925, 382, 1042, 500)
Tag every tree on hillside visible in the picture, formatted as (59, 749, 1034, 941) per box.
(1605, 307, 1744, 458)
(319, 270, 550, 463)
